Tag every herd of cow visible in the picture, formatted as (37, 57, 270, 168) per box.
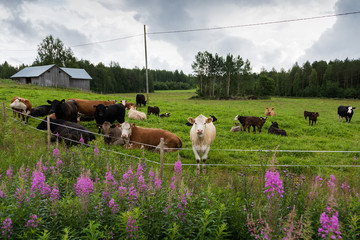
(8, 94, 356, 174)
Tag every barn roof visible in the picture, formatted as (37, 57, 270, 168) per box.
(11, 64, 92, 80)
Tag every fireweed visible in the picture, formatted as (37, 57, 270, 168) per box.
(74, 170, 94, 197)
(1, 218, 12, 239)
(264, 169, 284, 199)
(25, 214, 39, 229)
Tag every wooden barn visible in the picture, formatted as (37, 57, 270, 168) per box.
(11, 64, 91, 91)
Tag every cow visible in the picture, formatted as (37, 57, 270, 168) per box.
(234, 115, 255, 131)
(68, 98, 117, 118)
(128, 106, 146, 120)
(101, 121, 125, 145)
(121, 100, 137, 110)
(308, 112, 319, 126)
(230, 122, 242, 132)
(119, 121, 182, 151)
(10, 97, 32, 123)
(264, 107, 276, 117)
(47, 99, 78, 123)
(36, 118, 95, 146)
(188, 114, 216, 174)
(210, 115, 218, 122)
(160, 113, 170, 118)
(248, 96, 258, 100)
(147, 106, 160, 116)
(268, 122, 287, 136)
(186, 114, 217, 127)
(338, 106, 356, 123)
(29, 105, 51, 118)
(244, 116, 267, 133)
(94, 104, 126, 132)
(136, 94, 146, 107)
(304, 111, 312, 119)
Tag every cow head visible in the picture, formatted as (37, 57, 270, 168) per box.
(121, 100, 127, 105)
(10, 98, 26, 111)
(234, 115, 240, 121)
(94, 104, 109, 117)
(119, 121, 135, 139)
(47, 99, 65, 113)
(271, 121, 279, 128)
(264, 107, 274, 116)
(348, 107, 355, 114)
(188, 114, 213, 137)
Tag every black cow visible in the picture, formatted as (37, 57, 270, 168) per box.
(268, 122, 287, 136)
(136, 94, 146, 107)
(47, 99, 78, 123)
(37, 118, 95, 146)
(94, 104, 125, 133)
(234, 115, 256, 131)
(30, 105, 51, 117)
(338, 106, 356, 123)
(308, 112, 319, 126)
(147, 106, 160, 116)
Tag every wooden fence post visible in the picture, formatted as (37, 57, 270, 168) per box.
(47, 115, 51, 149)
(159, 137, 164, 179)
(2, 102, 6, 122)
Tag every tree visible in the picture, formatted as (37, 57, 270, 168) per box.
(257, 73, 275, 96)
(34, 35, 77, 67)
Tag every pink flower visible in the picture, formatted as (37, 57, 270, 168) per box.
(1, 218, 12, 238)
(74, 172, 93, 197)
(174, 160, 182, 175)
(79, 135, 84, 144)
(94, 146, 99, 156)
(53, 148, 60, 159)
(6, 167, 13, 179)
(264, 169, 284, 198)
(25, 214, 39, 228)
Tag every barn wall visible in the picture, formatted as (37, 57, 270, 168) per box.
(69, 79, 90, 91)
(36, 67, 70, 87)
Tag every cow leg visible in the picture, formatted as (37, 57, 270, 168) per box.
(196, 159, 200, 175)
(192, 146, 201, 174)
(202, 158, 206, 174)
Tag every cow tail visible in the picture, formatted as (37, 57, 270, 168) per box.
(177, 137, 183, 149)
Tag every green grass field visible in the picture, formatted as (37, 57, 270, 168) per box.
(1, 79, 359, 175)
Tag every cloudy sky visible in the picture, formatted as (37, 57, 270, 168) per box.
(0, 0, 359, 74)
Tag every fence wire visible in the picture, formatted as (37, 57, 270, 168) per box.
(3, 105, 360, 168)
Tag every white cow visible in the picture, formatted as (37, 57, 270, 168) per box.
(128, 106, 146, 120)
(188, 114, 216, 174)
(10, 98, 27, 120)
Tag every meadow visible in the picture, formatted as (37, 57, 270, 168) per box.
(0, 79, 360, 239)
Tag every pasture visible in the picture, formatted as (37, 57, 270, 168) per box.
(1, 79, 359, 174)
(1, 79, 360, 239)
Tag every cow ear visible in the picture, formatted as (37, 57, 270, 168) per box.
(47, 100, 52, 104)
(187, 117, 195, 124)
(61, 99, 65, 103)
(271, 108, 274, 110)
(353, 107, 356, 109)
(93, 105, 97, 108)
(206, 117, 213, 124)
(131, 123, 136, 127)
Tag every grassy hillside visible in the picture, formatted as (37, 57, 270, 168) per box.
(1, 79, 359, 174)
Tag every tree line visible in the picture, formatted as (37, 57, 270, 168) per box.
(192, 51, 360, 99)
(0, 35, 195, 93)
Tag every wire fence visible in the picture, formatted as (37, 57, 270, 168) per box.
(2, 104, 360, 169)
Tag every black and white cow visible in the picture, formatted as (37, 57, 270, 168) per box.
(338, 106, 356, 123)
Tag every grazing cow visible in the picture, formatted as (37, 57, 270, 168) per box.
(121, 100, 137, 110)
(119, 121, 182, 151)
(188, 114, 216, 174)
(244, 117, 267, 133)
(10, 97, 32, 123)
(160, 113, 170, 118)
(47, 99, 78, 123)
(37, 118, 95, 146)
(268, 122, 287, 136)
(68, 98, 117, 118)
(128, 106, 147, 120)
(136, 94, 146, 107)
(94, 104, 126, 132)
(30, 105, 51, 117)
(230, 122, 242, 132)
(264, 107, 276, 116)
(101, 121, 125, 145)
(338, 106, 356, 123)
(147, 106, 160, 116)
(308, 112, 319, 126)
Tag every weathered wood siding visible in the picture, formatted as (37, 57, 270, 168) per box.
(70, 78, 90, 91)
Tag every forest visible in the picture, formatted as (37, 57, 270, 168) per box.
(0, 34, 359, 98)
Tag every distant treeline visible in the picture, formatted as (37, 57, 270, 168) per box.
(192, 51, 360, 99)
(0, 60, 196, 93)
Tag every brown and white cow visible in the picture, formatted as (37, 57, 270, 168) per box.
(101, 121, 125, 145)
(68, 98, 117, 118)
(10, 96, 32, 123)
(188, 114, 216, 174)
(119, 121, 182, 151)
(121, 100, 138, 110)
(264, 107, 276, 116)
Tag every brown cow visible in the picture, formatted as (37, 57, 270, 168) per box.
(68, 98, 117, 118)
(121, 100, 137, 110)
(264, 107, 276, 116)
(10, 96, 32, 123)
(244, 117, 267, 133)
(119, 121, 182, 152)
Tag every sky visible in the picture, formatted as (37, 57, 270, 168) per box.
(0, 0, 359, 74)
